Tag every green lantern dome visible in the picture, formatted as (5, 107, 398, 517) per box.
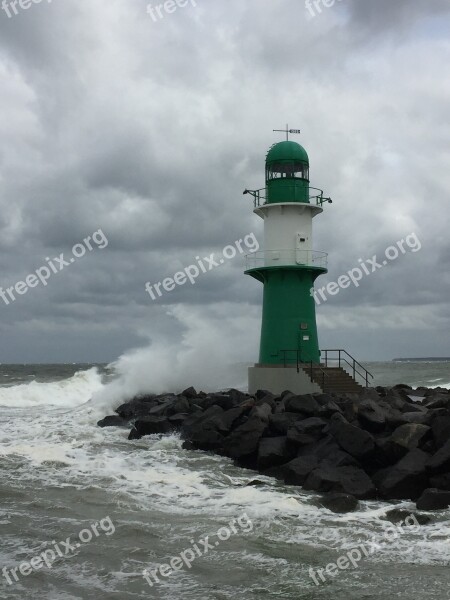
(266, 141, 309, 165)
(265, 140, 310, 203)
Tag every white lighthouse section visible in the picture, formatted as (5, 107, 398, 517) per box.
(246, 202, 326, 269)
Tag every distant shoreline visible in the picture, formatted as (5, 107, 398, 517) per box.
(393, 358, 450, 362)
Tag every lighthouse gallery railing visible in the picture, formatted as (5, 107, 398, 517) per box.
(245, 250, 328, 270)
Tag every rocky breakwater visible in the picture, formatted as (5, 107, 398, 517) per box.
(98, 384, 450, 512)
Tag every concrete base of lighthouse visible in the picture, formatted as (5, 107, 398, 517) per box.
(248, 365, 322, 396)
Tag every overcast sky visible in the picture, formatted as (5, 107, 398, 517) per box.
(0, 0, 449, 366)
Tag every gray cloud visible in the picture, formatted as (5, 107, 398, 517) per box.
(0, 0, 449, 363)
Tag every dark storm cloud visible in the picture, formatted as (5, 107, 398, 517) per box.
(0, 0, 449, 361)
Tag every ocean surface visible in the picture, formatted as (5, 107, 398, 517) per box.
(0, 361, 449, 600)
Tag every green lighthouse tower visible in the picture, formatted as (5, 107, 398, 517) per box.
(244, 128, 332, 394)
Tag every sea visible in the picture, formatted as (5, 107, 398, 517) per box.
(0, 361, 449, 600)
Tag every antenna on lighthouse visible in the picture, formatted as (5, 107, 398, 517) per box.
(273, 124, 301, 141)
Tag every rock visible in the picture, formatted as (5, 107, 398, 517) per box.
(193, 394, 237, 411)
(331, 421, 375, 459)
(257, 437, 292, 471)
(427, 438, 450, 473)
(283, 455, 320, 486)
(416, 488, 450, 511)
(168, 413, 189, 427)
(334, 397, 358, 423)
(316, 395, 343, 418)
(267, 412, 303, 436)
(304, 465, 376, 499)
(284, 394, 321, 416)
(223, 403, 272, 461)
(394, 384, 413, 391)
(321, 449, 360, 468)
(287, 417, 328, 445)
(256, 389, 273, 400)
(97, 415, 129, 428)
(148, 396, 191, 417)
(128, 428, 140, 440)
(255, 395, 277, 410)
(423, 394, 450, 410)
(357, 399, 387, 432)
(220, 405, 252, 431)
(226, 388, 251, 405)
(244, 479, 266, 487)
(401, 412, 431, 425)
(385, 423, 431, 459)
(429, 473, 450, 491)
(181, 386, 198, 398)
(430, 415, 450, 449)
(134, 416, 175, 438)
(374, 449, 429, 500)
(318, 493, 359, 513)
(382, 508, 431, 525)
(297, 435, 358, 468)
(115, 398, 154, 419)
(400, 401, 427, 414)
(182, 440, 196, 450)
(181, 405, 248, 451)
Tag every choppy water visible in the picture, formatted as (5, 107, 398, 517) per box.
(0, 362, 449, 599)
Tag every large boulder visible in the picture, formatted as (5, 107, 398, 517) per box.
(97, 415, 130, 428)
(318, 493, 359, 513)
(303, 465, 376, 499)
(423, 394, 450, 410)
(374, 449, 429, 500)
(284, 394, 321, 416)
(287, 417, 328, 445)
(180, 386, 198, 399)
(427, 438, 450, 474)
(257, 437, 292, 471)
(297, 435, 359, 468)
(223, 403, 272, 461)
(267, 412, 304, 436)
(416, 488, 450, 511)
(148, 396, 191, 416)
(315, 394, 343, 418)
(401, 412, 431, 425)
(182, 405, 250, 451)
(331, 421, 375, 460)
(116, 397, 155, 419)
(131, 416, 175, 438)
(384, 423, 431, 459)
(283, 455, 320, 486)
(430, 415, 450, 449)
(429, 473, 450, 491)
(357, 399, 387, 432)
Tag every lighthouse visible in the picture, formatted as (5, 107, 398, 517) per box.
(244, 127, 333, 395)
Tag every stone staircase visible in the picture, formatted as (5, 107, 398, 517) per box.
(304, 365, 364, 395)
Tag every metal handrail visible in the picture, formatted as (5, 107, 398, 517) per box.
(308, 360, 329, 389)
(280, 350, 329, 389)
(243, 186, 331, 208)
(245, 250, 328, 270)
(321, 349, 374, 388)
